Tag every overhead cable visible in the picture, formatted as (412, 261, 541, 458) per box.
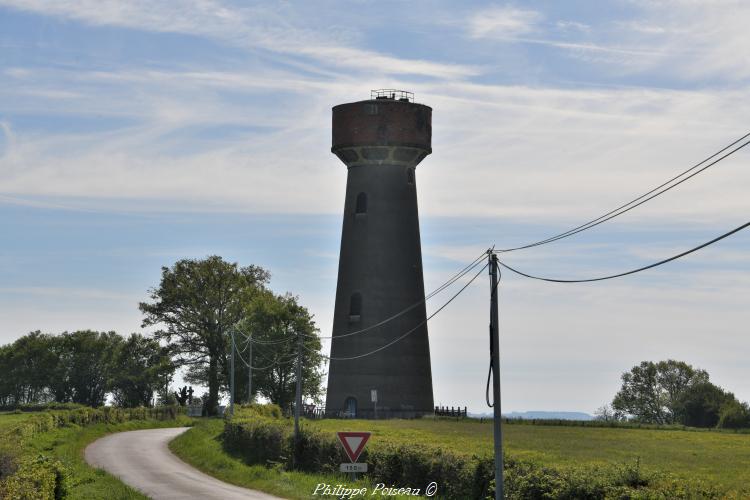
(230, 329, 295, 370)
(497, 132, 750, 253)
(496, 221, 750, 283)
(236, 251, 487, 345)
(313, 261, 489, 361)
(314, 253, 486, 340)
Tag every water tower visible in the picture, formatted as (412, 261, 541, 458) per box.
(325, 90, 434, 418)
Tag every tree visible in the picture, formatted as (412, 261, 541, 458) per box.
(0, 331, 60, 406)
(63, 330, 122, 407)
(110, 333, 173, 408)
(139, 256, 270, 415)
(677, 381, 733, 428)
(593, 404, 624, 422)
(717, 400, 750, 429)
(655, 360, 708, 422)
(237, 291, 324, 410)
(612, 360, 709, 424)
(0, 344, 14, 406)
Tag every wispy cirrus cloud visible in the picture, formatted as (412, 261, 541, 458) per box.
(0, 0, 479, 79)
(468, 5, 541, 38)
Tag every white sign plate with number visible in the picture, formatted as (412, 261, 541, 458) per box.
(340, 463, 368, 473)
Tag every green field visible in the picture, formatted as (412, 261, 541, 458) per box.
(309, 418, 750, 493)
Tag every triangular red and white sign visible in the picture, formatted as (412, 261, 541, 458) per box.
(337, 431, 371, 463)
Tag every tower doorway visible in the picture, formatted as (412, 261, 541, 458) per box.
(344, 396, 357, 417)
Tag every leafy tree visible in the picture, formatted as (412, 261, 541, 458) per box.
(677, 381, 734, 428)
(0, 331, 59, 405)
(63, 330, 122, 407)
(139, 256, 270, 415)
(0, 344, 13, 406)
(612, 360, 708, 424)
(717, 400, 750, 429)
(655, 360, 708, 422)
(110, 333, 173, 407)
(47, 334, 72, 403)
(237, 291, 324, 410)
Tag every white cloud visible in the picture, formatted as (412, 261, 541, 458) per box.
(0, 0, 478, 79)
(2, 62, 749, 223)
(556, 20, 590, 33)
(625, 0, 750, 81)
(469, 5, 541, 38)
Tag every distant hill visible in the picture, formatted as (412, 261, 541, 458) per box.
(468, 411, 594, 420)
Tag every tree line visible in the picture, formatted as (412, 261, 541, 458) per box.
(0, 330, 170, 408)
(597, 359, 750, 429)
(1, 256, 325, 414)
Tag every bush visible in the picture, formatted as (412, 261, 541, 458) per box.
(0, 455, 69, 500)
(223, 414, 289, 466)
(236, 403, 283, 419)
(0, 403, 86, 413)
(717, 401, 750, 429)
(0, 405, 181, 498)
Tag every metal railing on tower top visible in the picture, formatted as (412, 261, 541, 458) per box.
(370, 89, 414, 102)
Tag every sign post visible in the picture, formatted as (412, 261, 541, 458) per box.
(371, 389, 378, 420)
(337, 431, 371, 481)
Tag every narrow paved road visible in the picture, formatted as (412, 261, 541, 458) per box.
(85, 427, 283, 500)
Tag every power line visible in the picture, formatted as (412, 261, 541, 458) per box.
(496, 221, 750, 283)
(314, 253, 486, 340)
(236, 251, 487, 345)
(229, 329, 296, 370)
(313, 261, 489, 361)
(496, 132, 750, 253)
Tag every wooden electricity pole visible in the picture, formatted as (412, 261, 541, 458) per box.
(229, 328, 235, 417)
(293, 329, 303, 468)
(248, 333, 253, 403)
(489, 251, 503, 499)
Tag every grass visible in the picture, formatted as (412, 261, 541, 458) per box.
(0, 412, 194, 499)
(0, 411, 36, 429)
(170, 418, 417, 500)
(309, 417, 750, 493)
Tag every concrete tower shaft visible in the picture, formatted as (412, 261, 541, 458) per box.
(325, 94, 434, 418)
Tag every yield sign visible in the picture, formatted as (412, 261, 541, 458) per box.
(336, 432, 371, 463)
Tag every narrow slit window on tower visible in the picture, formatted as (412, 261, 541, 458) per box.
(407, 168, 415, 185)
(349, 292, 362, 321)
(355, 192, 367, 214)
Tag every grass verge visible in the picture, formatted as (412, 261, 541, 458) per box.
(169, 419, 411, 500)
(21, 415, 194, 499)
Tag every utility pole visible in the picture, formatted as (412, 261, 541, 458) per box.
(248, 332, 253, 404)
(230, 328, 235, 417)
(489, 251, 503, 499)
(293, 329, 303, 468)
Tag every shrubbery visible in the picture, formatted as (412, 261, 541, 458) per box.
(223, 405, 729, 499)
(0, 405, 181, 499)
(717, 400, 750, 429)
(0, 403, 86, 413)
(0, 455, 69, 500)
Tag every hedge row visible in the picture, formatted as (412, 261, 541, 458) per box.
(223, 409, 730, 500)
(0, 402, 86, 413)
(0, 455, 69, 500)
(8, 406, 181, 440)
(0, 405, 182, 500)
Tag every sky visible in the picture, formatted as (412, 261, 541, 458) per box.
(1, 0, 749, 414)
